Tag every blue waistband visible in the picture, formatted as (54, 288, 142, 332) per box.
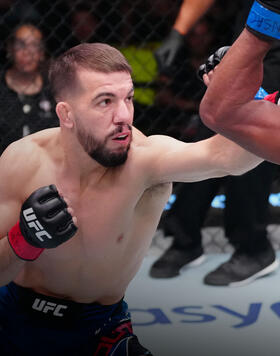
(0, 282, 126, 325)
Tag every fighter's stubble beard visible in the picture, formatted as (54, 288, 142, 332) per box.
(76, 122, 132, 167)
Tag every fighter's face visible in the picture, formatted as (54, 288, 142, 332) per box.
(76, 118, 132, 167)
(70, 69, 134, 167)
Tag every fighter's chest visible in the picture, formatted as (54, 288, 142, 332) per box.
(66, 186, 138, 242)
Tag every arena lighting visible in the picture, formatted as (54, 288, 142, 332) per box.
(211, 193, 280, 209)
(165, 193, 280, 210)
(269, 192, 280, 207)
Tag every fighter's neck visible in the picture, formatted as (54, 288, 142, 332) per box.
(58, 130, 110, 185)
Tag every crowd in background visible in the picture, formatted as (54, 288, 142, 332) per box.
(0, 0, 280, 287)
(0, 0, 239, 149)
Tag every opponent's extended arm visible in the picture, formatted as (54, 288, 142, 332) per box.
(154, 0, 215, 72)
(199, 0, 280, 164)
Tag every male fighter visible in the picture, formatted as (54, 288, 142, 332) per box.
(0, 42, 263, 355)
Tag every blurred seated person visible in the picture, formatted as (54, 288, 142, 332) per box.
(0, 23, 58, 154)
(62, 3, 100, 51)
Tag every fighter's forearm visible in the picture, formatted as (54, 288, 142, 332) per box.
(199, 27, 280, 164)
(200, 29, 272, 126)
(173, 0, 215, 35)
(0, 236, 25, 286)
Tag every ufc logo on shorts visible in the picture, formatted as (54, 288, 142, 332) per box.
(23, 207, 52, 242)
(32, 298, 68, 317)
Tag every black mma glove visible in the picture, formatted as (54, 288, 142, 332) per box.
(197, 45, 272, 101)
(246, 0, 280, 41)
(197, 46, 230, 81)
(154, 29, 185, 73)
(8, 185, 77, 261)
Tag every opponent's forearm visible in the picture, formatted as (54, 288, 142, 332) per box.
(0, 236, 25, 286)
(200, 29, 272, 126)
(173, 0, 215, 35)
(199, 27, 280, 164)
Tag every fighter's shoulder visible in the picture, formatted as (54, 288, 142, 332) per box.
(132, 127, 185, 154)
(0, 128, 58, 176)
(131, 128, 174, 195)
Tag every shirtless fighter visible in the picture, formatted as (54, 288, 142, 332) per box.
(0, 42, 263, 355)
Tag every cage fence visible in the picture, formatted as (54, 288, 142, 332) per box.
(1, 0, 280, 252)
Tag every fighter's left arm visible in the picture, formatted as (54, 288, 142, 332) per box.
(146, 132, 263, 185)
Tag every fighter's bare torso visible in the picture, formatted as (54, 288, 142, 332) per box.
(13, 127, 172, 304)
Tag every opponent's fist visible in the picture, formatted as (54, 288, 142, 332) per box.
(246, 0, 280, 41)
(154, 29, 185, 73)
(197, 46, 230, 82)
(8, 185, 77, 261)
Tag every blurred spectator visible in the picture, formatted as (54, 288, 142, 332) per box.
(30, 0, 71, 56)
(120, 0, 179, 45)
(71, 4, 99, 43)
(119, 0, 233, 136)
(0, 23, 58, 154)
(154, 0, 215, 74)
(154, 0, 236, 74)
(62, 3, 101, 51)
(118, 0, 180, 135)
(154, 17, 216, 140)
(150, 1, 279, 286)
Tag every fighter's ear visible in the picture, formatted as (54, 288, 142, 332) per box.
(56, 102, 74, 129)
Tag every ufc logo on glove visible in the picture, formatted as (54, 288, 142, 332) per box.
(8, 185, 77, 261)
(23, 207, 52, 242)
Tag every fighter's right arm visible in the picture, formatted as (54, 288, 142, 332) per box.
(0, 145, 28, 285)
(0, 143, 77, 287)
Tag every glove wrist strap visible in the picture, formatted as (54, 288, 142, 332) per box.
(8, 221, 44, 261)
(246, 0, 280, 40)
(170, 28, 184, 41)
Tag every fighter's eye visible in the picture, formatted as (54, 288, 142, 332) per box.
(127, 95, 134, 102)
(99, 98, 111, 107)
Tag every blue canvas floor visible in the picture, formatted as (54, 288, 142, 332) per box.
(126, 252, 280, 356)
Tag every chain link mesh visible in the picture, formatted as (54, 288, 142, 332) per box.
(0, 0, 279, 252)
(0, 0, 237, 136)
